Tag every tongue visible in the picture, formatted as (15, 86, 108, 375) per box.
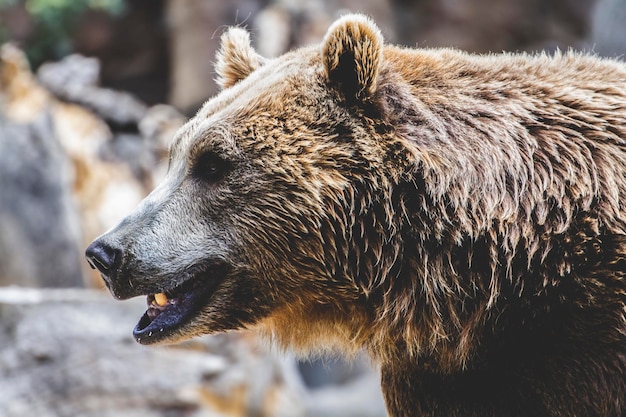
(147, 305, 162, 321)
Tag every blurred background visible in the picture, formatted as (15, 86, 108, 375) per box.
(0, 0, 624, 416)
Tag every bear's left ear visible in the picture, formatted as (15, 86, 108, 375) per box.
(215, 27, 265, 89)
(322, 14, 384, 103)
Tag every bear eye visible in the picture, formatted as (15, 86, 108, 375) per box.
(192, 152, 229, 182)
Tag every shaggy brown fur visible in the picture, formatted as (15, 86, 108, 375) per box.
(87, 15, 626, 417)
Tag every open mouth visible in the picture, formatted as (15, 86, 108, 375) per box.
(133, 264, 226, 344)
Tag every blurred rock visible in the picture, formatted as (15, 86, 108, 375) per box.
(591, 0, 626, 57)
(139, 103, 187, 151)
(299, 356, 386, 417)
(0, 43, 146, 287)
(0, 43, 187, 269)
(38, 54, 100, 89)
(38, 54, 148, 126)
(0, 287, 305, 417)
(0, 116, 84, 288)
(0, 43, 49, 123)
(0, 287, 387, 417)
(37, 50, 183, 190)
(305, 374, 386, 417)
(137, 104, 187, 187)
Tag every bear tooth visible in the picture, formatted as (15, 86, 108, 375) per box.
(154, 293, 168, 306)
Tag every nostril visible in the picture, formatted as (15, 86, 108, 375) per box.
(85, 241, 120, 275)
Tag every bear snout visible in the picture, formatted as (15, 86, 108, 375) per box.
(85, 239, 125, 297)
(85, 240, 118, 274)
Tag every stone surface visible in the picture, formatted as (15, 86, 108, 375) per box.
(38, 54, 148, 126)
(0, 287, 386, 417)
(0, 43, 147, 287)
(0, 116, 84, 288)
(591, 0, 626, 57)
(0, 287, 305, 417)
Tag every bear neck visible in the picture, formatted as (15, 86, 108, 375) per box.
(364, 206, 626, 416)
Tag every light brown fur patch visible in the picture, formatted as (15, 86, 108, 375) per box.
(215, 27, 266, 90)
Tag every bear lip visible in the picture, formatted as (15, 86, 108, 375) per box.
(132, 263, 227, 344)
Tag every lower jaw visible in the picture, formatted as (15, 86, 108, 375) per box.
(133, 299, 198, 344)
(133, 282, 224, 344)
(132, 264, 230, 344)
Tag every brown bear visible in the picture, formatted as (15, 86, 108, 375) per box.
(86, 14, 626, 417)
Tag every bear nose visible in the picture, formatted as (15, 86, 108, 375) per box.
(85, 240, 120, 279)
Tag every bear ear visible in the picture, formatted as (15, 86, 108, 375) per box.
(215, 27, 265, 89)
(322, 14, 384, 103)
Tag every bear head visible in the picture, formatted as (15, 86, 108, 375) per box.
(86, 15, 411, 354)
